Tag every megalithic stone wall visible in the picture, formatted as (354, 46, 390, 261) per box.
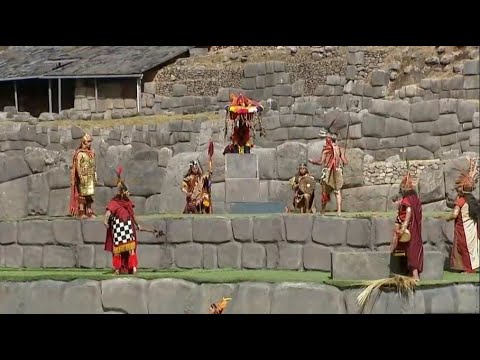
(0, 215, 456, 270)
(1, 279, 478, 314)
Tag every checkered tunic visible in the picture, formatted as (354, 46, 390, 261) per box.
(111, 216, 136, 254)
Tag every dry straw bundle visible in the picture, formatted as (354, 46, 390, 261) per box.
(356, 275, 417, 313)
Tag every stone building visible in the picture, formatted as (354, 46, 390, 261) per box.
(0, 46, 193, 118)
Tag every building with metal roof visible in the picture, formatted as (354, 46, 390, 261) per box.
(0, 46, 194, 117)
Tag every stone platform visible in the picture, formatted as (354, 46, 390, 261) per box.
(0, 279, 478, 314)
(0, 214, 454, 273)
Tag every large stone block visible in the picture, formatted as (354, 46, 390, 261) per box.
(43, 246, 76, 268)
(463, 59, 480, 75)
(166, 218, 192, 243)
(271, 283, 345, 314)
(410, 100, 440, 122)
(452, 284, 480, 313)
(136, 245, 171, 269)
(0, 221, 17, 245)
(52, 219, 82, 245)
(227, 282, 272, 314)
(346, 219, 372, 248)
(27, 173, 50, 216)
(457, 99, 479, 123)
(275, 142, 308, 180)
(303, 244, 331, 271)
(372, 217, 395, 246)
(225, 178, 260, 202)
(47, 188, 70, 217)
(417, 166, 445, 204)
(464, 75, 480, 89)
(123, 160, 165, 197)
(94, 245, 110, 268)
(224, 154, 258, 178)
(77, 245, 95, 268)
(283, 214, 313, 242)
(46, 166, 71, 190)
(343, 148, 364, 188)
(342, 185, 391, 212)
(23, 280, 65, 313)
(253, 216, 286, 243)
(0, 155, 32, 183)
(17, 220, 54, 245)
(432, 114, 461, 136)
(192, 217, 233, 243)
(217, 242, 242, 268)
(241, 243, 266, 269)
(23, 246, 43, 267)
(175, 243, 203, 268)
(147, 279, 196, 314)
(137, 219, 166, 244)
(62, 280, 103, 314)
(81, 220, 106, 244)
(184, 283, 237, 314)
(0, 177, 28, 219)
(278, 243, 302, 270)
(101, 278, 149, 314)
(332, 251, 390, 280)
(362, 113, 386, 137)
(203, 244, 217, 269)
(251, 148, 277, 180)
(421, 286, 455, 313)
(4, 245, 23, 267)
(384, 118, 412, 137)
(312, 217, 347, 246)
(0, 282, 27, 313)
(231, 217, 253, 242)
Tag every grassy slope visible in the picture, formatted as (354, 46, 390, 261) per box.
(0, 268, 477, 289)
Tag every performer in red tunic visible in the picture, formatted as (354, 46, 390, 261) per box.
(104, 166, 143, 275)
(444, 158, 479, 273)
(390, 162, 424, 281)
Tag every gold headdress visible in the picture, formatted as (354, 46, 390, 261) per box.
(115, 166, 128, 194)
(455, 157, 479, 193)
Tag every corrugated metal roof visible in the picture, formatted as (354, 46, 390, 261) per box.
(0, 46, 193, 81)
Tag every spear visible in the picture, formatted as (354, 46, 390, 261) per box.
(207, 139, 214, 214)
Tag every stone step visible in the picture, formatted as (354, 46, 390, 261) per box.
(225, 178, 262, 202)
(225, 153, 258, 179)
(331, 251, 444, 280)
(212, 202, 285, 214)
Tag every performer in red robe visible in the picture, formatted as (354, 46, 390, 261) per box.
(444, 158, 479, 273)
(104, 166, 143, 275)
(391, 165, 424, 281)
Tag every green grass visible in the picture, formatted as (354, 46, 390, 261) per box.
(0, 268, 477, 289)
(1, 112, 222, 131)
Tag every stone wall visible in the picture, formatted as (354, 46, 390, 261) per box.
(0, 279, 477, 314)
(0, 115, 478, 217)
(0, 215, 457, 270)
(394, 59, 480, 102)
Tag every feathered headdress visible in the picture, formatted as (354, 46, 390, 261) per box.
(455, 157, 479, 193)
(209, 297, 232, 314)
(115, 166, 128, 193)
(400, 157, 415, 191)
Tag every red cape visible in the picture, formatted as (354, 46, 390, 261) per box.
(401, 194, 424, 273)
